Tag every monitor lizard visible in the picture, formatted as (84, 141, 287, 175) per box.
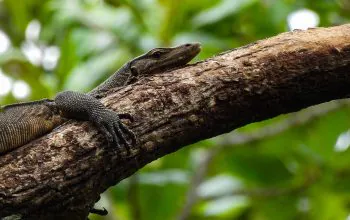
(0, 43, 201, 154)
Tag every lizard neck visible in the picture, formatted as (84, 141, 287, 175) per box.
(88, 63, 131, 98)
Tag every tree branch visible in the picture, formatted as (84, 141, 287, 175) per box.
(216, 99, 350, 148)
(0, 24, 350, 219)
(177, 99, 346, 219)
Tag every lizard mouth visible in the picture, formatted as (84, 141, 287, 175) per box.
(175, 42, 201, 65)
(184, 42, 201, 57)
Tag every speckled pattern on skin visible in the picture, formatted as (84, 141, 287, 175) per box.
(88, 43, 201, 98)
(55, 91, 136, 150)
(0, 91, 136, 153)
(0, 101, 64, 153)
(0, 43, 202, 154)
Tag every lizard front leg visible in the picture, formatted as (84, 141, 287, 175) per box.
(54, 91, 136, 150)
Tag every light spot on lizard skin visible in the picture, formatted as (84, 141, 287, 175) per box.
(217, 93, 228, 101)
(143, 141, 155, 151)
(128, 148, 139, 156)
(208, 97, 216, 107)
(256, 89, 264, 95)
(188, 114, 198, 123)
(156, 137, 164, 144)
(244, 87, 251, 92)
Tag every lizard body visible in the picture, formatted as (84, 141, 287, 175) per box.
(0, 43, 201, 154)
(0, 100, 64, 152)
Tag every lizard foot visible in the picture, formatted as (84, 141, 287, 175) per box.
(54, 91, 137, 152)
(91, 110, 136, 152)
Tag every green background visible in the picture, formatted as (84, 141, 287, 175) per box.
(0, 0, 350, 219)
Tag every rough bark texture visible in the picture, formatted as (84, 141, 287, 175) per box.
(1, 24, 350, 219)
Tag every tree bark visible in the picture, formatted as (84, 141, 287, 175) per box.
(1, 24, 350, 219)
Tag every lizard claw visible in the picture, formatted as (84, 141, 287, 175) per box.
(91, 110, 136, 152)
(117, 112, 134, 122)
(119, 122, 137, 146)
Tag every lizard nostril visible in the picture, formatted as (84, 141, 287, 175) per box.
(185, 44, 191, 47)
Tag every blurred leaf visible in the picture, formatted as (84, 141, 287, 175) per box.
(309, 188, 348, 220)
(64, 48, 131, 92)
(3, 0, 30, 44)
(55, 30, 79, 87)
(139, 182, 187, 220)
(220, 150, 293, 185)
(192, 0, 258, 27)
(138, 169, 189, 186)
(200, 195, 249, 218)
(71, 29, 116, 58)
(198, 175, 243, 199)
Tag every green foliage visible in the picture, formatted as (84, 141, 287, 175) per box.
(0, 0, 349, 219)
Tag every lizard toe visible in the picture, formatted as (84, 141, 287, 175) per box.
(105, 121, 121, 148)
(117, 112, 134, 122)
(114, 122, 132, 154)
(100, 124, 114, 146)
(119, 122, 137, 146)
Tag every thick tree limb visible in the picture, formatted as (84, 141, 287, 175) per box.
(1, 24, 350, 219)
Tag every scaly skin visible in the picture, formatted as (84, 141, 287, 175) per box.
(0, 100, 64, 153)
(0, 43, 202, 218)
(0, 92, 135, 153)
(89, 43, 201, 98)
(0, 43, 201, 154)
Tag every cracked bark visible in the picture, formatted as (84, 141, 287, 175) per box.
(0, 24, 350, 219)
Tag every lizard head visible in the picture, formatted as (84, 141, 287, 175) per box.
(129, 43, 201, 76)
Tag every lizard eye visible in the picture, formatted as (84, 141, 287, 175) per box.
(151, 51, 162, 58)
(130, 66, 139, 76)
